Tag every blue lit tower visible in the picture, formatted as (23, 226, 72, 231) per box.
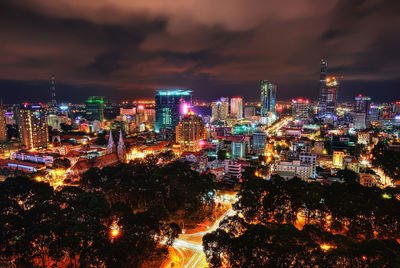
(260, 80, 276, 117)
(155, 89, 193, 132)
(318, 59, 328, 117)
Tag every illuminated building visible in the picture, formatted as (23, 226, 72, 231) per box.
(333, 150, 347, 168)
(47, 113, 68, 130)
(85, 96, 104, 121)
(252, 130, 266, 155)
(291, 98, 310, 120)
(354, 113, 367, 130)
(155, 89, 193, 132)
(17, 104, 48, 150)
(325, 76, 339, 116)
(318, 58, 328, 118)
(369, 105, 383, 123)
(230, 97, 243, 119)
(354, 94, 371, 128)
(299, 152, 317, 178)
(107, 130, 116, 154)
(357, 132, 370, 145)
(233, 124, 258, 135)
(394, 101, 400, 115)
(244, 106, 256, 118)
(175, 109, 205, 152)
(117, 130, 126, 162)
(355, 94, 371, 114)
(260, 80, 276, 116)
(359, 173, 382, 187)
(211, 97, 229, 122)
(232, 141, 245, 159)
(343, 157, 360, 173)
(274, 160, 312, 180)
(0, 99, 6, 142)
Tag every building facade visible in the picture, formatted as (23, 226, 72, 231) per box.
(85, 96, 104, 121)
(0, 99, 6, 142)
(211, 97, 229, 122)
(260, 80, 276, 117)
(292, 98, 310, 120)
(17, 104, 48, 150)
(155, 89, 193, 132)
(176, 110, 205, 152)
(230, 97, 243, 119)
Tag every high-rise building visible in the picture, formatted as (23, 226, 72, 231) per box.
(175, 109, 205, 152)
(325, 77, 339, 116)
(369, 105, 383, 123)
(0, 99, 7, 142)
(354, 94, 371, 128)
(260, 80, 276, 117)
(354, 94, 371, 114)
(85, 96, 104, 121)
(155, 89, 193, 132)
(17, 104, 48, 150)
(292, 98, 310, 120)
(318, 59, 328, 117)
(230, 97, 243, 119)
(211, 97, 229, 122)
(252, 130, 266, 155)
(232, 141, 245, 159)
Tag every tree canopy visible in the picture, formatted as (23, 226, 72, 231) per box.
(203, 175, 400, 267)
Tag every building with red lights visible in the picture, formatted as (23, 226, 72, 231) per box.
(176, 109, 206, 152)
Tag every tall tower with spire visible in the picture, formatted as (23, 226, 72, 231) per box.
(107, 129, 116, 154)
(0, 99, 7, 142)
(51, 74, 57, 108)
(117, 130, 126, 162)
(318, 59, 328, 118)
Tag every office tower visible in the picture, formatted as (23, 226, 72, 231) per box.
(354, 94, 371, 129)
(252, 130, 266, 155)
(292, 98, 310, 120)
(211, 97, 229, 122)
(175, 109, 205, 152)
(232, 141, 245, 159)
(354, 113, 367, 130)
(155, 89, 193, 132)
(85, 96, 104, 121)
(325, 77, 339, 116)
(230, 97, 243, 119)
(17, 104, 48, 149)
(369, 105, 383, 123)
(0, 99, 6, 142)
(318, 59, 328, 117)
(260, 80, 277, 116)
(51, 74, 56, 107)
(354, 94, 371, 114)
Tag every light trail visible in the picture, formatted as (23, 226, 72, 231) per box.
(164, 199, 237, 268)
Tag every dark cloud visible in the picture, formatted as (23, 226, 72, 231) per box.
(0, 0, 399, 103)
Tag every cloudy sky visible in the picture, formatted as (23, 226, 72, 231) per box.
(0, 0, 399, 103)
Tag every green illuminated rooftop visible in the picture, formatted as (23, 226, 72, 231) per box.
(157, 89, 192, 96)
(86, 96, 104, 104)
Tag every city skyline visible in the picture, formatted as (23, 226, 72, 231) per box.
(1, 0, 400, 103)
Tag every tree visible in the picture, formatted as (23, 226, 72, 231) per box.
(337, 169, 359, 183)
(52, 158, 71, 170)
(217, 149, 227, 161)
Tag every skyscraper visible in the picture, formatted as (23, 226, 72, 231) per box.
(252, 130, 266, 155)
(355, 94, 371, 114)
(325, 77, 339, 116)
(175, 109, 205, 152)
(230, 97, 243, 119)
(17, 104, 48, 149)
(155, 89, 193, 132)
(211, 97, 229, 122)
(260, 80, 276, 117)
(85, 96, 104, 121)
(292, 98, 310, 121)
(318, 59, 328, 118)
(0, 99, 7, 142)
(354, 94, 371, 129)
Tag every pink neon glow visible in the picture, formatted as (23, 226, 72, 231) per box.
(199, 140, 206, 146)
(181, 102, 190, 115)
(138, 105, 144, 110)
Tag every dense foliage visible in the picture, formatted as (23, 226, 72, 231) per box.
(80, 157, 217, 226)
(203, 175, 400, 267)
(372, 141, 400, 182)
(1, 160, 204, 267)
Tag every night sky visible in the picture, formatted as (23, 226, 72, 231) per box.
(1, 0, 399, 103)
